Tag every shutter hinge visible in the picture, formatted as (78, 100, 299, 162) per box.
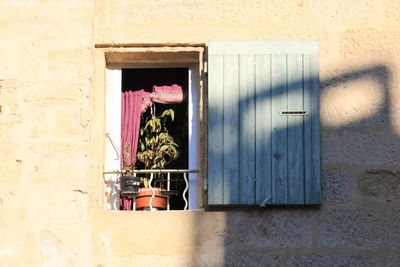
(259, 196, 272, 207)
(203, 61, 208, 74)
(203, 178, 208, 190)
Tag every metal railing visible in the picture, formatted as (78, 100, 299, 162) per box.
(103, 169, 200, 211)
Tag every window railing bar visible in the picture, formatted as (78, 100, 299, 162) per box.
(103, 169, 200, 174)
(183, 173, 189, 210)
(167, 172, 171, 211)
(149, 172, 154, 211)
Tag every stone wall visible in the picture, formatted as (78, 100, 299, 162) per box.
(1, 0, 399, 266)
(0, 1, 94, 266)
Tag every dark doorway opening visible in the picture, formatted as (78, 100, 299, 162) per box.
(122, 68, 189, 210)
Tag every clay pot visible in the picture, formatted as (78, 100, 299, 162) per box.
(135, 187, 167, 210)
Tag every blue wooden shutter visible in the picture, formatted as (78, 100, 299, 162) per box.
(207, 40, 321, 205)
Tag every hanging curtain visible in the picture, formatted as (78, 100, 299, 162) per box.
(121, 90, 151, 168)
(119, 85, 184, 210)
(120, 90, 151, 210)
(151, 84, 186, 104)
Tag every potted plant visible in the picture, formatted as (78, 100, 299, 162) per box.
(135, 108, 179, 210)
(119, 144, 141, 197)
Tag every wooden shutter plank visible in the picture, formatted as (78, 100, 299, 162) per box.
(271, 54, 288, 204)
(304, 54, 321, 204)
(208, 54, 224, 204)
(223, 55, 240, 204)
(239, 54, 256, 204)
(255, 55, 272, 205)
(310, 54, 322, 204)
(303, 54, 313, 205)
(255, 54, 272, 205)
(287, 54, 305, 204)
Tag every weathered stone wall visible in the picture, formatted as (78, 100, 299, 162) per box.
(1, 0, 400, 266)
(0, 0, 94, 266)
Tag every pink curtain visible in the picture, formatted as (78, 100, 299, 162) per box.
(119, 85, 183, 210)
(151, 84, 186, 104)
(120, 90, 150, 210)
(121, 90, 151, 168)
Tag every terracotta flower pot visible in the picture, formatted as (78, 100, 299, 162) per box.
(135, 187, 167, 210)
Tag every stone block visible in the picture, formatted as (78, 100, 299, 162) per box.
(223, 250, 281, 267)
(47, 48, 92, 78)
(387, 255, 400, 267)
(224, 210, 315, 248)
(0, 144, 22, 184)
(309, 0, 381, 24)
(322, 167, 351, 202)
(320, 65, 392, 128)
(0, 44, 21, 79)
(358, 169, 400, 202)
(287, 255, 383, 267)
(0, 229, 36, 267)
(341, 28, 400, 59)
(27, 105, 86, 138)
(96, 254, 192, 267)
(38, 230, 78, 267)
(0, 80, 22, 129)
(383, 1, 400, 23)
(23, 81, 89, 103)
(30, 143, 90, 183)
(319, 206, 400, 248)
(321, 128, 400, 166)
(191, 254, 225, 267)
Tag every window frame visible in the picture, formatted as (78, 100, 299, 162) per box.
(100, 47, 205, 211)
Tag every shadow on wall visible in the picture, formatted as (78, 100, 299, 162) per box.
(191, 64, 400, 266)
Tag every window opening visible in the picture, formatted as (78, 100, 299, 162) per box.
(122, 68, 189, 210)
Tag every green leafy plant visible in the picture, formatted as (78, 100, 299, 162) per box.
(136, 109, 179, 186)
(122, 143, 134, 175)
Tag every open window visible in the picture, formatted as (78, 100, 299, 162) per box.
(103, 48, 203, 211)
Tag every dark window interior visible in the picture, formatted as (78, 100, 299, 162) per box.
(122, 68, 189, 210)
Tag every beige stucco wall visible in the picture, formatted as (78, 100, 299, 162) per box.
(1, 0, 400, 266)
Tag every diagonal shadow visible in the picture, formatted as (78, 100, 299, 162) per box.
(191, 63, 396, 266)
